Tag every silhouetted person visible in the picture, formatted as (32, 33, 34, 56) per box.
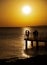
(33, 30, 38, 40)
(25, 30, 30, 38)
(33, 30, 39, 50)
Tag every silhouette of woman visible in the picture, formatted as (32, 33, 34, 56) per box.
(25, 30, 30, 38)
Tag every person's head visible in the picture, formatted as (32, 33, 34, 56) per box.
(33, 30, 38, 37)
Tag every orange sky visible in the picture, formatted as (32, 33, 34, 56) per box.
(0, 0, 47, 27)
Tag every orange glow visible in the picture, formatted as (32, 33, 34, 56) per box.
(0, 0, 47, 27)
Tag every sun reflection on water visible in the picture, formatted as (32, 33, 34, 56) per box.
(21, 27, 32, 58)
(23, 27, 31, 35)
(22, 51, 30, 58)
(22, 27, 32, 49)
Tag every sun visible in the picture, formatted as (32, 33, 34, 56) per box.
(22, 6, 32, 15)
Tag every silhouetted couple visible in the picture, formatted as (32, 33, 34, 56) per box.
(25, 30, 38, 39)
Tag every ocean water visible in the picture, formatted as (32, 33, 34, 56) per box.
(0, 27, 47, 60)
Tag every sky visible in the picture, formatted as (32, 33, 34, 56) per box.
(0, 0, 47, 27)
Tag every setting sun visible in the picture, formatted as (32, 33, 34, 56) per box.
(22, 6, 31, 15)
(0, 0, 47, 27)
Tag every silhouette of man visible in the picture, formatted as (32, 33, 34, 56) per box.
(33, 30, 38, 40)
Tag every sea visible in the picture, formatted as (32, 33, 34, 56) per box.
(0, 26, 47, 60)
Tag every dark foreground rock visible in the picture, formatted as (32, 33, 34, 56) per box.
(0, 55, 47, 64)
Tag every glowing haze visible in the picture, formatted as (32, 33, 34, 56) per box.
(22, 6, 31, 15)
(0, 0, 47, 27)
